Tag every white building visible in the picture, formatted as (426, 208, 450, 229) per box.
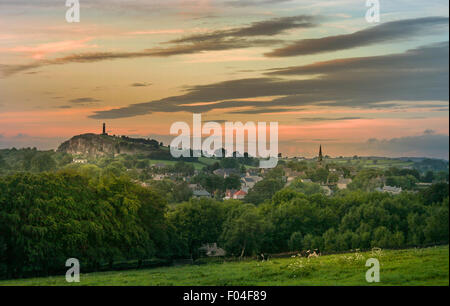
(72, 158, 87, 164)
(375, 185, 403, 195)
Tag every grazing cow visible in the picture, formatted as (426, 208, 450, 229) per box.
(258, 253, 270, 261)
(308, 252, 317, 258)
(307, 249, 321, 258)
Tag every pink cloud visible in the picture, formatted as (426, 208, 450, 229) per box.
(126, 29, 186, 35)
(7, 37, 98, 59)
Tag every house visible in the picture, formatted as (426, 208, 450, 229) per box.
(284, 168, 304, 178)
(193, 189, 211, 198)
(213, 168, 238, 178)
(246, 168, 260, 176)
(416, 182, 432, 187)
(337, 178, 352, 190)
(301, 178, 313, 183)
(153, 174, 167, 181)
(152, 163, 166, 169)
(199, 243, 226, 257)
(375, 185, 403, 195)
(72, 158, 87, 164)
(188, 184, 202, 191)
(284, 169, 304, 185)
(241, 176, 262, 189)
(224, 189, 238, 200)
(243, 177, 256, 188)
(232, 190, 247, 200)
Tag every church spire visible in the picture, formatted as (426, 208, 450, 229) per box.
(318, 144, 323, 162)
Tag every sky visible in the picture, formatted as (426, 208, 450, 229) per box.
(0, 0, 449, 159)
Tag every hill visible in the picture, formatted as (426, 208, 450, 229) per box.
(57, 133, 170, 159)
(1, 246, 447, 286)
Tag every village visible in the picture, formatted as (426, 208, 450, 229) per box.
(112, 144, 422, 203)
(63, 124, 441, 203)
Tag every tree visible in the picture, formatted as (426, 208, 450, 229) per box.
(168, 198, 228, 258)
(406, 213, 425, 246)
(420, 183, 449, 205)
(30, 153, 57, 172)
(423, 171, 435, 183)
(423, 200, 449, 244)
(289, 180, 324, 195)
(323, 228, 339, 252)
(348, 169, 383, 191)
(0, 154, 6, 171)
(224, 174, 241, 190)
(102, 161, 126, 177)
(308, 167, 329, 184)
(288, 232, 303, 252)
(435, 171, 449, 182)
(327, 172, 339, 184)
(174, 161, 195, 176)
(136, 160, 149, 169)
(244, 178, 285, 205)
(173, 182, 194, 202)
(0, 171, 167, 278)
(371, 226, 393, 248)
(57, 153, 73, 167)
(385, 175, 417, 190)
(220, 158, 240, 169)
(220, 204, 268, 257)
(302, 234, 315, 251)
(148, 180, 192, 203)
(192, 174, 225, 193)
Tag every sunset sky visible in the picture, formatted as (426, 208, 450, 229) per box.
(0, 0, 449, 158)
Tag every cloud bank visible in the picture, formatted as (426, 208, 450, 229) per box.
(89, 42, 449, 118)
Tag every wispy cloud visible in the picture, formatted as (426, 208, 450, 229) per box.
(224, 0, 293, 7)
(229, 107, 303, 114)
(69, 97, 101, 104)
(266, 16, 448, 57)
(266, 41, 449, 76)
(4, 37, 97, 59)
(0, 15, 318, 77)
(126, 29, 185, 35)
(298, 117, 367, 121)
(131, 82, 152, 87)
(170, 15, 318, 43)
(0, 38, 282, 77)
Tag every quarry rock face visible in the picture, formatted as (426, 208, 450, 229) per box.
(57, 133, 163, 158)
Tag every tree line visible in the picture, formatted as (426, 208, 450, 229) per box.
(0, 169, 448, 279)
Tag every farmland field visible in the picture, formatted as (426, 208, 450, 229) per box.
(1, 246, 448, 286)
(330, 158, 415, 169)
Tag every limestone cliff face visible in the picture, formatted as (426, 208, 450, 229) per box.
(57, 133, 166, 158)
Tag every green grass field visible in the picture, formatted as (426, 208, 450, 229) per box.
(1, 246, 448, 286)
(147, 159, 206, 170)
(330, 158, 414, 169)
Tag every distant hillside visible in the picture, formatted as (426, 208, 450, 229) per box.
(57, 133, 170, 158)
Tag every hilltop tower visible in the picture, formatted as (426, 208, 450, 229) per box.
(102, 123, 107, 135)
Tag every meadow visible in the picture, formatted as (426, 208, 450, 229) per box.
(1, 246, 448, 286)
(331, 158, 415, 169)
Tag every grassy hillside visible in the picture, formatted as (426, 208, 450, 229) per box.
(1, 246, 447, 286)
